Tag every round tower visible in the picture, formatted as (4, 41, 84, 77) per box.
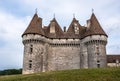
(81, 13, 108, 68)
(22, 13, 47, 74)
(83, 35, 107, 68)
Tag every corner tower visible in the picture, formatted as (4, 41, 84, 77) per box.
(81, 13, 108, 68)
(22, 13, 48, 74)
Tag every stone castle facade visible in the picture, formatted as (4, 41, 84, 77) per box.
(22, 12, 108, 74)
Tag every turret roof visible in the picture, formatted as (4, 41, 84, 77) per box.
(22, 13, 108, 39)
(83, 13, 108, 38)
(22, 13, 44, 36)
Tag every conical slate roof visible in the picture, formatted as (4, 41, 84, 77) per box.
(83, 13, 108, 38)
(22, 13, 44, 36)
(22, 13, 107, 39)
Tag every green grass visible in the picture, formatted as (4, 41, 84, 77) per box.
(0, 67, 120, 81)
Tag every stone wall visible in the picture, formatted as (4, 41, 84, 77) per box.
(80, 42, 88, 68)
(82, 35, 107, 68)
(22, 34, 47, 74)
(47, 44, 80, 71)
(22, 34, 107, 74)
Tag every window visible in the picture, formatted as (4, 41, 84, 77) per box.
(116, 59, 119, 64)
(29, 63, 32, 70)
(97, 53, 99, 55)
(97, 60, 100, 68)
(96, 46, 99, 51)
(29, 60, 32, 62)
(97, 64, 100, 68)
(50, 22, 55, 33)
(29, 60, 32, 70)
(74, 23, 79, 34)
(96, 45, 99, 55)
(97, 60, 100, 63)
(30, 45, 33, 54)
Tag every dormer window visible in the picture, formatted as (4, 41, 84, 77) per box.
(50, 22, 55, 33)
(74, 23, 79, 34)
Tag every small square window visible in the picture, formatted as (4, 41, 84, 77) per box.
(29, 63, 32, 70)
(29, 60, 32, 62)
(97, 60, 100, 63)
(30, 45, 33, 54)
(97, 64, 100, 68)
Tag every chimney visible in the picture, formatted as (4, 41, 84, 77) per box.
(87, 20, 91, 28)
(64, 26, 66, 32)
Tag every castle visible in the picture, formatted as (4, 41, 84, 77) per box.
(22, 12, 108, 74)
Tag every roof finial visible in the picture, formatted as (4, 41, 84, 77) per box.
(73, 13, 75, 18)
(35, 8, 38, 14)
(92, 8, 94, 13)
(53, 13, 55, 18)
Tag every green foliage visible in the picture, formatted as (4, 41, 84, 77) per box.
(0, 69, 22, 75)
(0, 68, 120, 81)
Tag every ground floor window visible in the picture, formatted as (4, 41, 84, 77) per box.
(29, 63, 32, 70)
(97, 64, 100, 68)
(29, 60, 32, 70)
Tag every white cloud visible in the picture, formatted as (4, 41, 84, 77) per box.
(100, 15, 120, 54)
(0, 10, 31, 70)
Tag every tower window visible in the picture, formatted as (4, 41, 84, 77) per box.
(29, 60, 32, 70)
(97, 64, 100, 68)
(97, 60, 100, 68)
(97, 60, 100, 63)
(96, 46, 99, 51)
(29, 63, 32, 70)
(97, 53, 99, 55)
(30, 45, 33, 54)
(29, 60, 32, 62)
(96, 45, 99, 55)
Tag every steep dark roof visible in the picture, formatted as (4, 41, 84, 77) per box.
(67, 18, 79, 33)
(107, 55, 120, 63)
(22, 13, 107, 39)
(22, 13, 44, 36)
(83, 13, 108, 38)
(66, 18, 83, 38)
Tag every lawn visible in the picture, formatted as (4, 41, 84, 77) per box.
(0, 67, 120, 81)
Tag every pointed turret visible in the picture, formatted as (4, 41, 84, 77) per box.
(22, 13, 44, 37)
(83, 13, 108, 38)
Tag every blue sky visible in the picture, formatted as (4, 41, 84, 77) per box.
(0, 0, 120, 70)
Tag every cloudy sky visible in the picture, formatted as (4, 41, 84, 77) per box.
(0, 0, 120, 70)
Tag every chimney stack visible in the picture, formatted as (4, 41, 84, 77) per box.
(86, 19, 91, 31)
(64, 26, 66, 32)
